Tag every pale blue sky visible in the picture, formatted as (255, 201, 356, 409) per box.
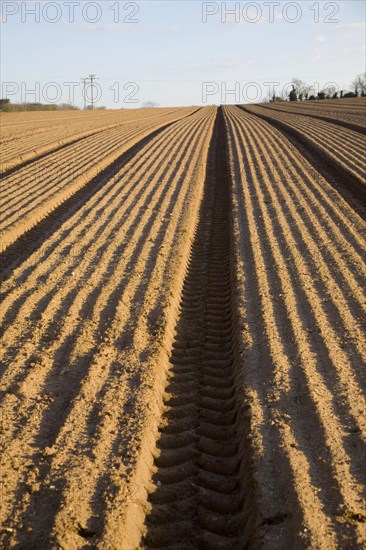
(1, 1, 365, 107)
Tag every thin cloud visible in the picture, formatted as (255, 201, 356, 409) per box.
(311, 47, 332, 61)
(315, 35, 327, 43)
(74, 23, 137, 32)
(181, 59, 253, 71)
(339, 43, 366, 56)
(73, 24, 180, 33)
(331, 22, 366, 37)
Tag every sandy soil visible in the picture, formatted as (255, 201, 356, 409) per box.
(0, 100, 365, 548)
(0, 105, 216, 549)
(243, 104, 366, 185)
(224, 104, 366, 548)
(0, 107, 188, 171)
(257, 97, 366, 131)
(0, 108, 198, 252)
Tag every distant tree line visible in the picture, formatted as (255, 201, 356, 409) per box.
(0, 99, 80, 112)
(141, 101, 160, 108)
(271, 72, 366, 102)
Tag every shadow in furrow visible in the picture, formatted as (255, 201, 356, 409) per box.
(258, 104, 366, 136)
(237, 105, 366, 221)
(142, 107, 259, 549)
(0, 131, 101, 180)
(0, 115, 196, 280)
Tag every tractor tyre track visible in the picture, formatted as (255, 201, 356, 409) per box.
(142, 107, 258, 549)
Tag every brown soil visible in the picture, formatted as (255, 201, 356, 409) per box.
(0, 107, 188, 171)
(0, 101, 365, 549)
(225, 105, 366, 548)
(243, 104, 366, 186)
(0, 108, 198, 252)
(257, 97, 366, 132)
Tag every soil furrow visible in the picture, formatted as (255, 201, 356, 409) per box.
(259, 104, 366, 135)
(0, 117, 190, 277)
(228, 108, 366, 364)
(229, 110, 366, 262)
(0, 112, 206, 363)
(1, 128, 108, 179)
(0, 107, 187, 172)
(238, 106, 366, 219)
(1, 116, 183, 208)
(0, 109, 199, 252)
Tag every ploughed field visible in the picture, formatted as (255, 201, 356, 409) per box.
(0, 98, 365, 549)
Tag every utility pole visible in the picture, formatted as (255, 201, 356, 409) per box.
(89, 74, 98, 110)
(81, 77, 88, 110)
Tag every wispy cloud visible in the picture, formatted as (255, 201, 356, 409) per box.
(315, 35, 327, 43)
(73, 24, 180, 33)
(311, 47, 332, 61)
(181, 59, 253, 71)
(339, 43, 366, 56)
(331, 22, 366, 37)
(74, 23, 136, 32)
(310, 40, 365, 61)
